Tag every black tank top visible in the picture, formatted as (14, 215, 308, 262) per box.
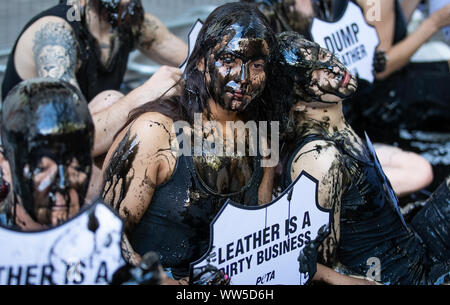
(1, 4, 134, 101)
(131, 152, 263, 279)
(284, 134, 438, 284)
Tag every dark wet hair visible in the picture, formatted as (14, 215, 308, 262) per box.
(275, 31, 338, 107)
(241, 0, 347, 39)
(75, 0, 145, 47)
(126, 2, 278, 127)
(240, 0, 294, 33)
(1, 78, 94, 220)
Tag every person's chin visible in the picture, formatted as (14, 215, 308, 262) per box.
(339, 85, 357, 97)
(230, 98, 244, 111)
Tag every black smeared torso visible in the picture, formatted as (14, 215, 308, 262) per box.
(2, 4, 134, 101)
(131, 149, 263, 279)
(284, 133, 439, 284)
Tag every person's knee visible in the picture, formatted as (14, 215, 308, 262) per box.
(375, 144, 434, 196)
(412, 153, 434, 188)
(394, 151, 434, 196)
(89, 90, 125, 115)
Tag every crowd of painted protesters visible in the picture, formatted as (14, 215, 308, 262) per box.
(0, 0, 448, 285)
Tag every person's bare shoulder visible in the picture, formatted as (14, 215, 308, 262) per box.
(128, 112, 176, 142)
(14, 16, 79, 85)
(121, 111, 178, 183)
(290, 140, 342, 181)
(101, 111, 178, 212)
(290, 139, 345, 209)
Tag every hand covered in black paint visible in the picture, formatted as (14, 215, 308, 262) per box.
(111, 252, 167, 285)
(191, 264, 231, 285)
(298, 224, 330, 282)
(372, 49, 387, 74)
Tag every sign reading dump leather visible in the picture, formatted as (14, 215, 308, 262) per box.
(0, 202, 125, 285)
(310, 1, 379, 83)
(191, 172, 331, 285)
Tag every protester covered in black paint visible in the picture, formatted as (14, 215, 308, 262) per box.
(244, 0, 442, 204)
(341, 0, 450, 197)
(2, 0, 187, 103)
(100, 2, 279, 284)
(0, 79, 94, 230)
(0, 0, 188, 202)
(269, 0, 450, 195)
(0, 78, 174, 285)
(275, 31, 450, 285)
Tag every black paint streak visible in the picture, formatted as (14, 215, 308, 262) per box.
(101, 129, 139, 211)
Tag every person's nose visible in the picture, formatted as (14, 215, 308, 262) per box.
(237, 62, 249, 84)
(55, 164, 68, 193)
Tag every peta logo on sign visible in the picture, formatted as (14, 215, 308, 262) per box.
(0, 202, 125, 285)
(310, 1, 379, 83)
(191, 172, 331, 285)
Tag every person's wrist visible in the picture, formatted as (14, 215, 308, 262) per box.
(426, 13, 441, 32)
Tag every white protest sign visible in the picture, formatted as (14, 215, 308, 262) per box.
(180, 19, 204, 73)
(310, 1, 379, 83)
(191, 172, 331, 285)
(0, 202, 125, 285)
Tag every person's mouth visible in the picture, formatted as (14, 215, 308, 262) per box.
(233, 89, 244, 101)
(340, 72, 351, 88)
(231, 90, 245, 110)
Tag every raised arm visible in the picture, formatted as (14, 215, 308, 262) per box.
(357, 0, 450, 80)
(290, 140, 345, 266)
(137, 13, 188, 66)
(92, 65, 182, 157)
(30, 17, 80, 88)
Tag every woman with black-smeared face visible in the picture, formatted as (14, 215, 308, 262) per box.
(100, 3, 279, 283)
(204, 25, 270, 112)
(284, 38, 357, 104)
(276, 31, 450, 286)
(23, 149, 90, 229)
(0, 79, 94, 231)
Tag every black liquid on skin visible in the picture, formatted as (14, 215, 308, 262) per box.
(1, 79, 93, 226)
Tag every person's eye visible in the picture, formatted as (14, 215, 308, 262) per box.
(252, 62, 265, 70)
(220, 55, 237, 65)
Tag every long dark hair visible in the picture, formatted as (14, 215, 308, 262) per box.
(126, 2, 278, 128)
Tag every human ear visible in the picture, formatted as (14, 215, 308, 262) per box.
(197, 57, 205, 72)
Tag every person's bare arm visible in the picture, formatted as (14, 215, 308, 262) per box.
(92, 66, 182, 157)
(138, 13, 188, 66)
(290, 140, 344, 266)
(313, 264, 379, 285)
(30, 17, 80, 88)
(400, 0, 421, 23)
(358, 0, 450, 80)
(101, 112, 177, 264)
(258, 165, 275, 205)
